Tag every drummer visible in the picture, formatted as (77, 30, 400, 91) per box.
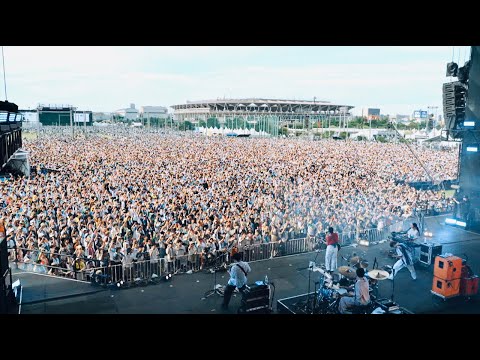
(338, 268, 371, 314)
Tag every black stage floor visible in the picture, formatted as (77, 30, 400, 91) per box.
(15, 215, 480, 314)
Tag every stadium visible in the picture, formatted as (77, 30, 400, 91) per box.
(171, 98, 354, 134)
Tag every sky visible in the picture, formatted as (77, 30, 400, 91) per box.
(0, 46, 472, 116)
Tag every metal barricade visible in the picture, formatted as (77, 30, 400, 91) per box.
(285, 238, 306, 255)
(361, 228, 388, 244)
(6, 217, 416, 288)
(339, 230, 356, 246)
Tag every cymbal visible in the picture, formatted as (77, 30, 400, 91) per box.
(349, 256, 362, 265)
(367, 269, 389, 280)
(337, 266, 357, 279)
(359, 260, 369, 269)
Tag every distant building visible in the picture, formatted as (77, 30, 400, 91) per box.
(36, 104, 93, 126)
(115, 103, 138, 120)
(362, 108, 380, 120)
(396, 114, 410, 123)
(93, 112, 112, 121)
(139, 106, 169, 119)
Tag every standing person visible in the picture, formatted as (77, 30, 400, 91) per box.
(149, 243, 159, 277)
(221, 252, 251, 310)
(388, 240, 416, 280)
(407, 223, 420, 241)
(323, 227, 339, 273)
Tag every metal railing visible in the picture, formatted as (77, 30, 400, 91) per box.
(9, 218, 408, 286)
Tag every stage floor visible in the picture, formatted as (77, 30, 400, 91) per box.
(17, 215, 480, 314)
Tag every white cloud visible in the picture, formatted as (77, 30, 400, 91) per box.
(2, 46, 453, 115)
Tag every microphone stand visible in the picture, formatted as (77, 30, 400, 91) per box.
(204, 254, 224, 298)
(304, 250, 321, 313)
(391, 268, 396, 302)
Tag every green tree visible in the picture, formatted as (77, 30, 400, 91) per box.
(179, 121, 194, 131)
(206, 117, 221, 128)
(226, 117, 249, 130)
(406, 121, 418, 130)
(254, 117, 279, 135)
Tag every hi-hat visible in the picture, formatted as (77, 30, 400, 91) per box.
(349, 256, 362, 265)
(359, 260, 369, 269)
(337, 266, 357, 279)
(367, 269, 389, 280)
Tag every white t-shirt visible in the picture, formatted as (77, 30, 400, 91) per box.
(227, 261, 251, 288)
(407, 228, 419, 240)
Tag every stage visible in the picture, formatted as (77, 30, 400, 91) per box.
(15, 215, 480, 314)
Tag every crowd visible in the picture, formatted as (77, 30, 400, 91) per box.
(0, 129, 458, 277)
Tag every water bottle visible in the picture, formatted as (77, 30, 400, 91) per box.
(264, 275, 269, 285)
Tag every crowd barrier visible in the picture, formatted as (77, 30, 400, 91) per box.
(9, 219, 408, 286)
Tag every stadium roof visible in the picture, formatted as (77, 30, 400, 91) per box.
(171, 98, 353, 114)
(185, 98, 332, 105)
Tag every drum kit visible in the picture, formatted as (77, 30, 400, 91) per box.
(316, 255, 390, 307)
(305, 252, 394, 314)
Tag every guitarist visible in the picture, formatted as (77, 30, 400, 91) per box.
(221, 252, 251, 310)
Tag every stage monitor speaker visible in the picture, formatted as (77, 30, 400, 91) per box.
(239, 283, 271, 313)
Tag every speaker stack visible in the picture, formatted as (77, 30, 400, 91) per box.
(443, 81, 467, 139)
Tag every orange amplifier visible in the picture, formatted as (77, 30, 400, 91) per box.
(460, 276, 479, 297)
(461, 263, 473, 278)
(434, 255, 463, 280)
(432, 276, 461, 298)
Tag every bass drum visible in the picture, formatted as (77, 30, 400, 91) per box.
(317, 287, 337, 302)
